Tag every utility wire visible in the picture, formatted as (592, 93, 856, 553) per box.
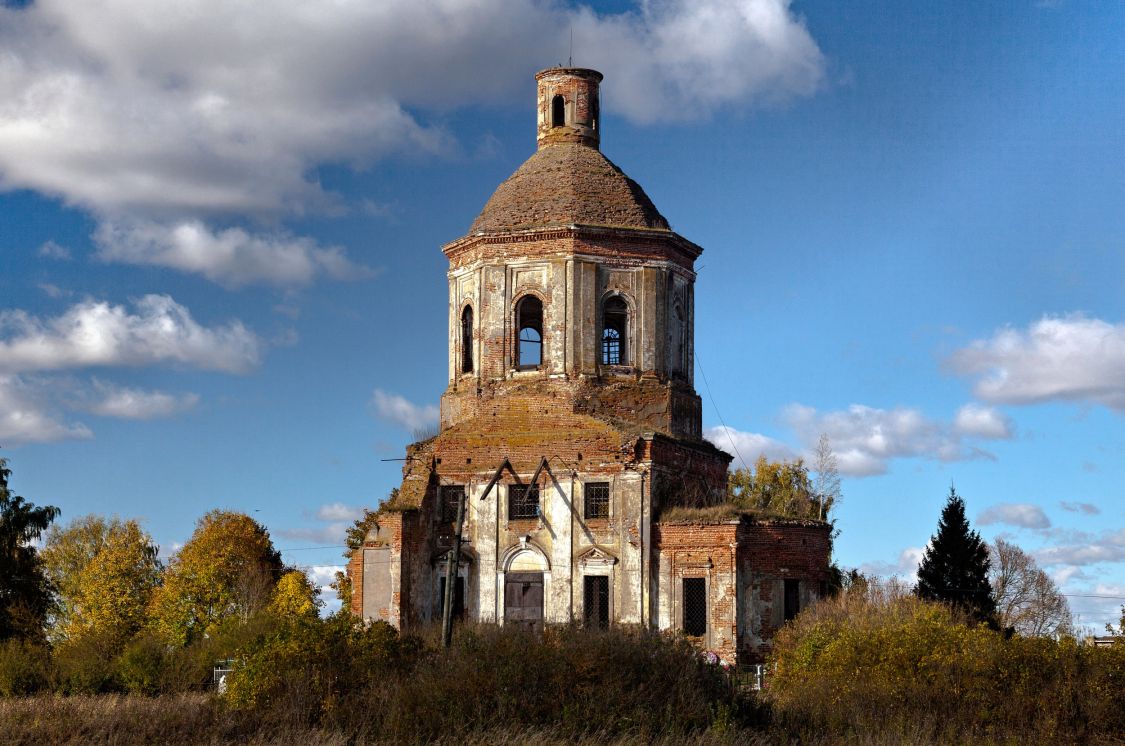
(695, 348, 746, 468)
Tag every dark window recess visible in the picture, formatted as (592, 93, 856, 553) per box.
(440, 485, 465, 523)
(460, 306, 473, 374)
(508, 484, 539, 520)
(584, 575, 609, 629)
(683, 577, 707, 637)
(439, 576, 465, 620)
(516, 296, 543, 369)
(551, 94, 565, 127)
(671, 304, 687, 376)
(784, 579, 801, 621)
(584, 482, 610, 519)
(601, 297, 628, 365)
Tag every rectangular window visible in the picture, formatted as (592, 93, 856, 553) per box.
(508, 484, 539, 520)
(583, 575, 609, 629)
(439, 576, 465, 620)
(440, 485, 465, 523)
(682, 577, 707, 637)
(784, 579, 800, 621)
(584, 482, 610, 519)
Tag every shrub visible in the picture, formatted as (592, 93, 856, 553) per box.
(53, 631, 120, 694)
(0, 638, 51, 696)
(116, 633, 170, 696)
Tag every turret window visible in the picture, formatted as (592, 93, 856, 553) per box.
(551, 95, 565, 127)
(461, 306, 474, 374)
(671, 304, 687, 377)
(516, 295, 543, 370)
(601, 296, 628, 365)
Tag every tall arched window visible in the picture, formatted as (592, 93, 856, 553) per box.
(551, 95, 565, 128)
(671, 304, 686, 377)
(460, 305, 474, 374)
(516, 295, 543, 369)
(601, 296, 628, 365)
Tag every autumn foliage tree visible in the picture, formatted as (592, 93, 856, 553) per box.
(149, 510, 283, 645)
(916, 487, 996, 626)
(0, 458, 59, 641)
(41, 516, 161, 645)
(271, 570, 322, 620)
(728, 456, 828, 520)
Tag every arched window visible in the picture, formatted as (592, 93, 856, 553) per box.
(671, 304, 686, 377)
(516, 295, 543, 369)
(460, 305, 474, 374)
(551, 95, 565, 128)
(601, 296, 628, 365)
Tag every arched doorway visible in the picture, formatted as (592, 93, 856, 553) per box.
(503, 547, 547, 632)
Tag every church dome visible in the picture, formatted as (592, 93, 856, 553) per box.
(469, 142, 670, 234)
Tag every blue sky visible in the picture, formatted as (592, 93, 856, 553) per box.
(1, 0, 1122, 628)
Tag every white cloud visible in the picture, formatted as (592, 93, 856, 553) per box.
(86, 380, 199, 420)
(0, 295, 262, 374)
(783, 403, 1006, 477)
(952, 403, 1014, 439)
(0, 375, 91, 444)
(316, 502, 364, 523)
(93, 219, 374, 288)
(703, 425, 794, 469)
(307, 564, 345, 616)
(370, 389, 439, 434)
(860, 546, 925, 580)
(37, 283, 69, 299)
(949, 315, 1125, 411)
(1036, 528, 1125, 567)
(0, 1, 823, 285)
(37, 240, 71, 260)
(977, 503, 1051, 530)
(1060, 501, 1101, 515)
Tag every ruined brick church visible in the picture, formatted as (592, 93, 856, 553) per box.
(348, 67, 830, 664)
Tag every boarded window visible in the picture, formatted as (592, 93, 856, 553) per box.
(584, 482, 610, 519)
(584, 575, 609, 629)
(461, 306, 473, 374)
(439, 575, 465, 620)
(601, 296, 627, 365)
(683, 577, 707, 637)
(508, 484, 539, 520)
(440, 485, 465, 523)
(784, 579, 800, 621)
(516, 296, 543, 369)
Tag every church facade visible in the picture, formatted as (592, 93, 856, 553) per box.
(347, 67, 831, 664)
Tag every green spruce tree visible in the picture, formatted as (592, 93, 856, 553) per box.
(0, 457, 60, 641)
(916, 486, 996, 626)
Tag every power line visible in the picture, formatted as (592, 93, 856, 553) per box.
(694, 348, 746, 468)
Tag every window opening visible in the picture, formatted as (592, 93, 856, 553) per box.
(784, 579, 800, 621)
(584, 482, 610, 519)
(508, 484, 540, 520)
(440, 485, 465, 523)
(584, 575, 609, 629)
(516, 295, 543, 369)
(551, 94, 565, 127)
(439, 575, 465, 620)
(683, 577, 707, 637)
(460, 306, 473, 374)
(601, 296, 627, 365)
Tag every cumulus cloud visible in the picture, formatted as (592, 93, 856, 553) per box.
(952, 403, 1014, 439)
(949, 315, 1125, 411)
(0, 1, 823, 285)
(0, 375, 91, 444)
(370, 389, 439, 434)
(85, 380, 199, 420)
(307, 564, 345, 615)
(1036, 528, 1125, 567)
(94, 220, 374, 288)
(860, 546, 925, 580)
(37, 240, 71, 260)
(977, 503, 1051, 530)
(316, 502, 364, 522)
(703, 425, 795, 469)
(0, 295, 262, 374)
(1060, 501, 1101, 515)
(783, 403, 1007, 477)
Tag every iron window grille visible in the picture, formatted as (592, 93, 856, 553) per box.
(583, 575, 609, 629)
(440, 485, 465, 523)
(584, 482, 610, 519)
(508, 484, 539, 520)
(682, 577, 707, 637)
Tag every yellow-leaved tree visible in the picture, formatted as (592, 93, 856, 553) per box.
(270, 570, 322, 619)
(41, 515, 161, 646)
(728, 456, 826, 520)
(149, 510, 283, 645)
